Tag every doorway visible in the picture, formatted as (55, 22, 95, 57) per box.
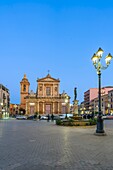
(45, 104, 51, 114)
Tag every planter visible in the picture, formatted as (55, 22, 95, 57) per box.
(56, 119, 97, 126)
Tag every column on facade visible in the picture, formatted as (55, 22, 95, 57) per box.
(37, 101, 39, 113)
(27, 102, 30, 115)
(43, 83, 44, 96)
(50, 84, 52, 96)
(52, 84, 54, 96)
(26, 101, 28, 115)
(52, 102, 54, 114)
(58, 102, 59, 114)
(57, 84, 59, 96)
(43, 102, 44, 114)
(34, 102, 36, 114)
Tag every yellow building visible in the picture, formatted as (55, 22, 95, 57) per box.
(20, 73, 70, 115)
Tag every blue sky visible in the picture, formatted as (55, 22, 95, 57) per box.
(0, 0, 113, 104)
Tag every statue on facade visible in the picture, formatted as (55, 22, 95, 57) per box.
(74, 87, 77, 100)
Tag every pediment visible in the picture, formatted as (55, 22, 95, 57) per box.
(37, 74, 60, 82)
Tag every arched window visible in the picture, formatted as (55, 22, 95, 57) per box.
(23, 85, 26, 92)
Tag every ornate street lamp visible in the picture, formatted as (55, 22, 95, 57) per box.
(91, 47, 112, 134)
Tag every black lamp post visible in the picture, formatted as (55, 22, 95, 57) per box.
(91, 47, 113, 134)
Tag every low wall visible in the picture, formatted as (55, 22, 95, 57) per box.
(62, 120, 90, 126)
(56, 119, 97, 126)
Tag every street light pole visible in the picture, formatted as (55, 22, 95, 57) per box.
(98, 70, 101, 117)
(91, 47, 113, 135)
(96, 70, 104, 133)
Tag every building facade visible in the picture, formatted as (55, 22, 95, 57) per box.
(90, 94, 108, 115)
(79, 101, 85, 115)
(84, 87, 113, 112)
(84, 88, 98, 111)
(20, 74, 70, 115)
(108, 89, 113, 114)
(0, 84, 10, 118)
(10, 104, 20, 116)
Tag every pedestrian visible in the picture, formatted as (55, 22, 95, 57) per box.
(47, 114, 50, 122)
(34, 114, 37, 120)
(51, 114, 54, 121)
(39, 115, 41, 120)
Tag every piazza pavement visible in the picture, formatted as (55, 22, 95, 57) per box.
(0, 119, 113, 170)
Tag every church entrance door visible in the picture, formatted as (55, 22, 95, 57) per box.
(30, 106, 34, 115)
(45, 104, 51, 114)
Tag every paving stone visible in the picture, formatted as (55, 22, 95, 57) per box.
(0, 119, 113, 170)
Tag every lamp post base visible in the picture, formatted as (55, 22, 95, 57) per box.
(94, 132, 106, 136)
(94, 116, 106, 136)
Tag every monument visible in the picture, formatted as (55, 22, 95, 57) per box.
(73, 87, 79, 115)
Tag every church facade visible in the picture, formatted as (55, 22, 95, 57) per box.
(20, 73, 70, 115)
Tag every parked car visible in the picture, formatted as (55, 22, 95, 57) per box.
(27, 115, 35, 120)
(103, 115, 113, 119)
(16, 115, 27, 120)
(40, 115, 48, 120)
(59, 114, 66, 119)
(102, 115, 107, 119)
(59, 114, 73, 119)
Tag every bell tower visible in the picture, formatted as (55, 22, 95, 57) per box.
(20, 74, 30, 110)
